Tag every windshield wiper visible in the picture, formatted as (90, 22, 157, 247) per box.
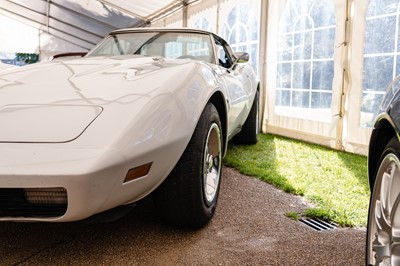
(133, 32, 166, 55)
(112, 35, 124, 55)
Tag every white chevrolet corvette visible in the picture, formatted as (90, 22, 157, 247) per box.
(0, 61, 17, 71)
(0, 28, 258, 227)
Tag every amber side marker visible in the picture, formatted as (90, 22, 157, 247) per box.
(124, 162, 152, 183)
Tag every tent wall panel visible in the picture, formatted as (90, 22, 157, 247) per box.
(343, 0, 372, 154)
(262, 0, 371, 155)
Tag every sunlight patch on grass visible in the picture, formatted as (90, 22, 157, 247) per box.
(224, 134, 369, 227)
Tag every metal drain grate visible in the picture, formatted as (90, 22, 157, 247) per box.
(299, 218, 337, 231)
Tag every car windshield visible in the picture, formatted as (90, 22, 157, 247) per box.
(87, 31, 215, 63)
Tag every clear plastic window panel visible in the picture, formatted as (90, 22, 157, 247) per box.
(192, 17, 212, 31)
(275, 0, 336, 121)
(362, 0, 400, 127)
(221, 3, 259, 76)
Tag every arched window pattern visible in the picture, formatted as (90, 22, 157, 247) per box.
(275, 0, 336, 121)
(362, 0, 400, 127)
(192, 17, 212, 32)
(221, 3, 259, 75)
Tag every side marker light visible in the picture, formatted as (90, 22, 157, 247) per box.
(124, 162, 152, 183)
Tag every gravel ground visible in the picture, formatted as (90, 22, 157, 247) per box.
(0, 166, 365, 266)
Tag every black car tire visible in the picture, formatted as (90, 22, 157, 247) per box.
(366, 136, 400, 265)
(233, 90, 259, 145)
(153, 102, 222, 228)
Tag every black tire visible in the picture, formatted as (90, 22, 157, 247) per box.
(366, 136, 400, 265)
(153, 103, 223, 228)
(233, 90, 259, 145)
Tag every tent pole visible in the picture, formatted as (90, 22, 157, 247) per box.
(335, 0, 350, 151)
(216, 0, 220, 33)
(259, 0, 268, 132)
(182, 0, 188, 27)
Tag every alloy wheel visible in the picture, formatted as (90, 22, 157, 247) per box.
(368, 153, 400, 265)
(203, 123, 222, 206)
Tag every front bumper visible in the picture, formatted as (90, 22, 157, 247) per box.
(0, 145, 178, 222)
(0, 146, 129, 221)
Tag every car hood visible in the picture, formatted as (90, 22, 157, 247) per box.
(0, 104, 102, 143)
(0, 56, 200, 143)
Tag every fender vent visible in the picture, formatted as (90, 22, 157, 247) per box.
(299, 218, 337, 231)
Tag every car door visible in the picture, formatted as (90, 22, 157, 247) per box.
(213, 37, 254, 138)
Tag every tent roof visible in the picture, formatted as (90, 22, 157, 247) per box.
(0, 0, 192, 50)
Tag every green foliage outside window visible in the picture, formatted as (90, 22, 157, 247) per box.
(16, 53, 39, 64)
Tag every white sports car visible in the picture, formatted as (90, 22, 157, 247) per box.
(0, 28, 258, 227)
(0, 61, 17, 71)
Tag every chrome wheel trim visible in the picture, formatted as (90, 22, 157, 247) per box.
(203, 123, 222, 205)
(368, 153, 400, 265)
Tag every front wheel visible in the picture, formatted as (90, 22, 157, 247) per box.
(153, 103, 222, 228)
(366, 137, 400, 265)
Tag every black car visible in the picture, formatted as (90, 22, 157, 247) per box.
(367, 75, 400, 265)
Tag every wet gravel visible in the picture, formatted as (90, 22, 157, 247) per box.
(0, 167, 365, 265)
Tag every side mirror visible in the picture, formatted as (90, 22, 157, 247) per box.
(234, 52, 249, 64)
(227, 52, 249, 73)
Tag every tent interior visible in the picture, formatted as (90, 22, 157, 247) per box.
(0, 0, 393, 156)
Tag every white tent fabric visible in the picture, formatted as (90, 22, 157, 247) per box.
(0, 0, 187, 59)
(98, 0, 185, 20)
(264, 0, 349, 152)
(0, 14, 39, 53)
(263, 0, 375, 155)
(345, 0, 371, 155)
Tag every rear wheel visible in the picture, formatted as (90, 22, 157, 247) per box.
(366, 137, 400, 265)
(153, 103, 222, 228)
(233, 90, 259, 145)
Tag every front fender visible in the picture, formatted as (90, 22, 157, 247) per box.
(368, 112, 398, 189)
(107, 62, 227, 191)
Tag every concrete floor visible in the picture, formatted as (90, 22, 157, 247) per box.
(0, 167, 365, 266)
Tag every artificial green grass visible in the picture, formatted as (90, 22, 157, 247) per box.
(224, 133, 369, 227)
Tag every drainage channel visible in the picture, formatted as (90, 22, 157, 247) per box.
(299, 218, 337, 231)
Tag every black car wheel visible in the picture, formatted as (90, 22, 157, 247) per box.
(233, 90, 259, 145)
(153, 102, 222, 228)
(367, 136, 400, 265)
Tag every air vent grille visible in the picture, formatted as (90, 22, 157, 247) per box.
(0, 188, 67, 218)
(299, 218, 337, 231)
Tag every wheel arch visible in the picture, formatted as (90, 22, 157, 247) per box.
(208, 91, 228, 157)
(368, 117, 398, 190)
